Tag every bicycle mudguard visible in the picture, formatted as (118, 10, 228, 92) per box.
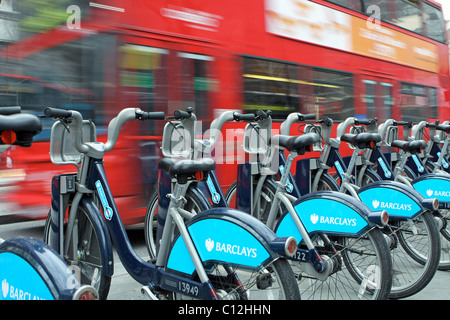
(0, 237, 77, 300)
(79, 197, 114, 276)
(412, 173, 450, 208)
(166, 208, 289, 276)
(274, 191, 376, 243)
(358, 180, 434, 220)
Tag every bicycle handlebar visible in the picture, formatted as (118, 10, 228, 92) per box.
(0, 106, 22, 115)
(47, 107, 165, 154)
(233, 112, 256, 122)
(354, 118, 378, 126)
(44, 107, 72, 119)
(280, 112, 317, 135)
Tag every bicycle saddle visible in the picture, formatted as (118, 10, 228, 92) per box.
(0, 113, 42, 147)
(391, 140, 427, 154)
(158, 157, 216, 181)
(341, 133, 381, 149)
(437, 124, 450, 133)
(270, 133, 320, 155)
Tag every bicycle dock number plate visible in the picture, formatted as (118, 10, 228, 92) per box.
(0, 252, 54, 300)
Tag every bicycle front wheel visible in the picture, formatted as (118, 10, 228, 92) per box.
(144, 189, 209, 259)
(43, 204, 111, 300)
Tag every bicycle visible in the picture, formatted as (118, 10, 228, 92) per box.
(43, 107, 300, 300)
(369, 118, 450, 271)
(233, 112, 441, 299)
(152, 109, 394, 300)
(0, 106, 98, 300)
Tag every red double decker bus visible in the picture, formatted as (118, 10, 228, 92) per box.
(0, 0, 448, 225)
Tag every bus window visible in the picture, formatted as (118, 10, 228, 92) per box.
(243, 57, 299, 119)
(401, 82, 428, 121)
(394, 0, 423, 35)
(178, 52, 214, 121)
(362, 79, 393, 121)
(423, 2, 446, 43)
(0, 34, 114, 139)
(360, 0, 394, 22)
(428, 87, 438, 119)
(313, 68, 354, 121)
(118, 45, 168, 134)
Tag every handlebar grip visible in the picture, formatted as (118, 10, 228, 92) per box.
(136, 110, 166, 120)
(255, 109, 272, 120)
(393, 120, 413, 128)
(298, 113, 316, 121)
(233, 112, 256, 122)
(355, 118, 377, 126)
(173, 109, 192, 120)
(0, 106, 21, 115)
(319, 116, 333, 127)
(44, 107, 72, 118)
(426, 121, 439, 128)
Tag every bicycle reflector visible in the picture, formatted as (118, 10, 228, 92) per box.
(422, 198, 439, 211)
(270, 237, 298, 258)
(72, 285, 99, 300)
(1, 130, 17, 145)
(368, 210, 389, 227)
(195, 171, 204, 181)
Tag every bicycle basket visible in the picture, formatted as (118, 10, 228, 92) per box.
(243, 123, 270, 154)
(50, 120, 96, 166)
(304, 124, 323, 152)
(161, 121, 191, 158)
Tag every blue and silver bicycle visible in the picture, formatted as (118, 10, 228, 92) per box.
(43, 107, 300, 300)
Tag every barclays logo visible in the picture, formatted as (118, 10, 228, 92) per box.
(310, 213, 357, 227)
(205, 238, 257, 258)
(372, 199, 412, 211)
(427, 189, 450, 197)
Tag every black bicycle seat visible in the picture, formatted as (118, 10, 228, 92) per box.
(391, 140, 427, 154)
(341, 133, 381, 149)
(158, 157, 216, 182)
(270, 133, 320, 155)
(0, 113, 42, 147)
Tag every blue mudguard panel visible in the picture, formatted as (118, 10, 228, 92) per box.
(0, 237, 77, 300)
(0, 252, 54, 300)
(275, 191, 371, 243)
(359, 181, 423, 220)
(412, 174, 450, 203)
(167, 209, 275, 276)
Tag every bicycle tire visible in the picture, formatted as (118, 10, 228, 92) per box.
(225, 180, 286, 223)
(144, 188, 210, 259)
(359, 169, 441, 297)
(388, 210, 440, 298)
(43, 205, 111, 300)
(310, 171, 340, 192)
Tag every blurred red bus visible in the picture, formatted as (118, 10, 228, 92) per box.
(0, 0, 448, 225)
